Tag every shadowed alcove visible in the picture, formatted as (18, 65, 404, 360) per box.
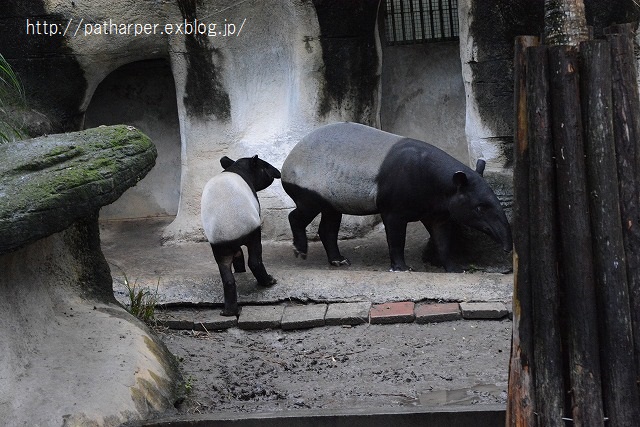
(85, 58, 181, 220)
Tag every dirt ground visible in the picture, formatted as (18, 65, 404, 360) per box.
(158, 319, 512, 415)
(100, 218, 513, 418)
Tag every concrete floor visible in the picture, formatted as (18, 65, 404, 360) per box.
(99, 217, 513, 308)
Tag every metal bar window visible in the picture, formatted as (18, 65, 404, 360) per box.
(418, 0, 426, 40)
(384, 0, 459, 45)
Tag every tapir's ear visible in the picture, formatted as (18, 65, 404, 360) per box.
(220, 156, 235, 169)
(251, 155, 259, 168)
(453, 171, 468, 189)
(475, 159, 486, 176)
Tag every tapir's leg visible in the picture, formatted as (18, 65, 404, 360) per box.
(245, 229, 277, 287)
(422, 220, 462, 273)
(232, 247, 246, 273)
(382, 213, 411, 271)
(211, 245, 239, 316)
(288, 205, 320, 259)
(318, 209, 350, 266)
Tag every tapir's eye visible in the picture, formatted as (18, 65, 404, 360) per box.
(474, 205, 484, 214)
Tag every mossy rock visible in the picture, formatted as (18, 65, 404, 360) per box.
(0, 125, 156, 254)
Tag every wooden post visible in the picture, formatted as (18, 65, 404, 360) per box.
(526, 45, 565, 426)
(507, 35, 539, 427)
(548, 45, 604, 426)
(607, 25, 640, 387)
(581, 38, 640, 426)
(544, 0, 589, 47)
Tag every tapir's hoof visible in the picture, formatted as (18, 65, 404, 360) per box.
(389, 265, 413, 272)
(258, 275, 277, 287)
(330, 258, 351, 267)
(293, 247, 307, 260)
(444, 263, 464, 273)
(220, 307, 239, 317)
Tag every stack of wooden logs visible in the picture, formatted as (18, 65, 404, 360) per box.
(508, 23, 640, 426)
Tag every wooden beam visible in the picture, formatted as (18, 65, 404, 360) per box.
(526, 44, 565, 426)
(581, 38, 640, 426)
(506, 35, 538, 427)
(548, 44, 604, 426)
(607, 24, 640, 389)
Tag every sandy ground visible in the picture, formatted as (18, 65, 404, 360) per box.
(158, 320, 511, 415)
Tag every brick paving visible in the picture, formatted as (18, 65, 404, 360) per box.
(237, 305, 285, 330)
(156, 300, 511, 331)
(369, 301, 415, 324)
(194, 310, 238, 331)
(325, 302, 371, 326)
(281, 304, 327, 330)
(414, 302, 461, 324)
(459, 302, 509, 319)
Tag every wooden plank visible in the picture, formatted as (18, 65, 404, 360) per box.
(581, 38, 640, 426)
(548, 44, 604, 426)
(506, 35, 538, 427)
(526, 45, 565, 426)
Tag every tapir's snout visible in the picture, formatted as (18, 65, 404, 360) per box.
(500, 223, 513, 253)
(486, 217, 512, 253)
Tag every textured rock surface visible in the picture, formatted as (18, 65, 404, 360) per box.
(0, 125, 157, 254)
(0, 127, 182, 426)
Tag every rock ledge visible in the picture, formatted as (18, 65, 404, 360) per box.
(0, 125, 156, 254)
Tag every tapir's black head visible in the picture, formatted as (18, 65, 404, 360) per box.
(448, 162, 513, 252)
(221, 155, 281, 192)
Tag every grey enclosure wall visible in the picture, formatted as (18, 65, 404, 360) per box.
(380, 41, 467, 164)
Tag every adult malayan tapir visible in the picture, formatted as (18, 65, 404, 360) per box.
(281, 122, 512, 272)
(201, 155, 281, 316)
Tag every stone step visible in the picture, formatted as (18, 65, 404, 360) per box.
(155, 301, 511, 331)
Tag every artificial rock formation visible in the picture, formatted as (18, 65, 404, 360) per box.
(0, 126, 182, 426)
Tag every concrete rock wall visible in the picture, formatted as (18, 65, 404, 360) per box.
(458, 0, 544, 172)
(163, 0, 329, 242)
(380, 41, 468, 164)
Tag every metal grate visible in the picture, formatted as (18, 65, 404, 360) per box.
(384, 0, 459, 45)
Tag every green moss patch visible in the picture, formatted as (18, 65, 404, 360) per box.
(0, 125, 157, 253)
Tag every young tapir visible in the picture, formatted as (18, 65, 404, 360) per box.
(281, 122, 512, 272)
(201, 155, 281, 315)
